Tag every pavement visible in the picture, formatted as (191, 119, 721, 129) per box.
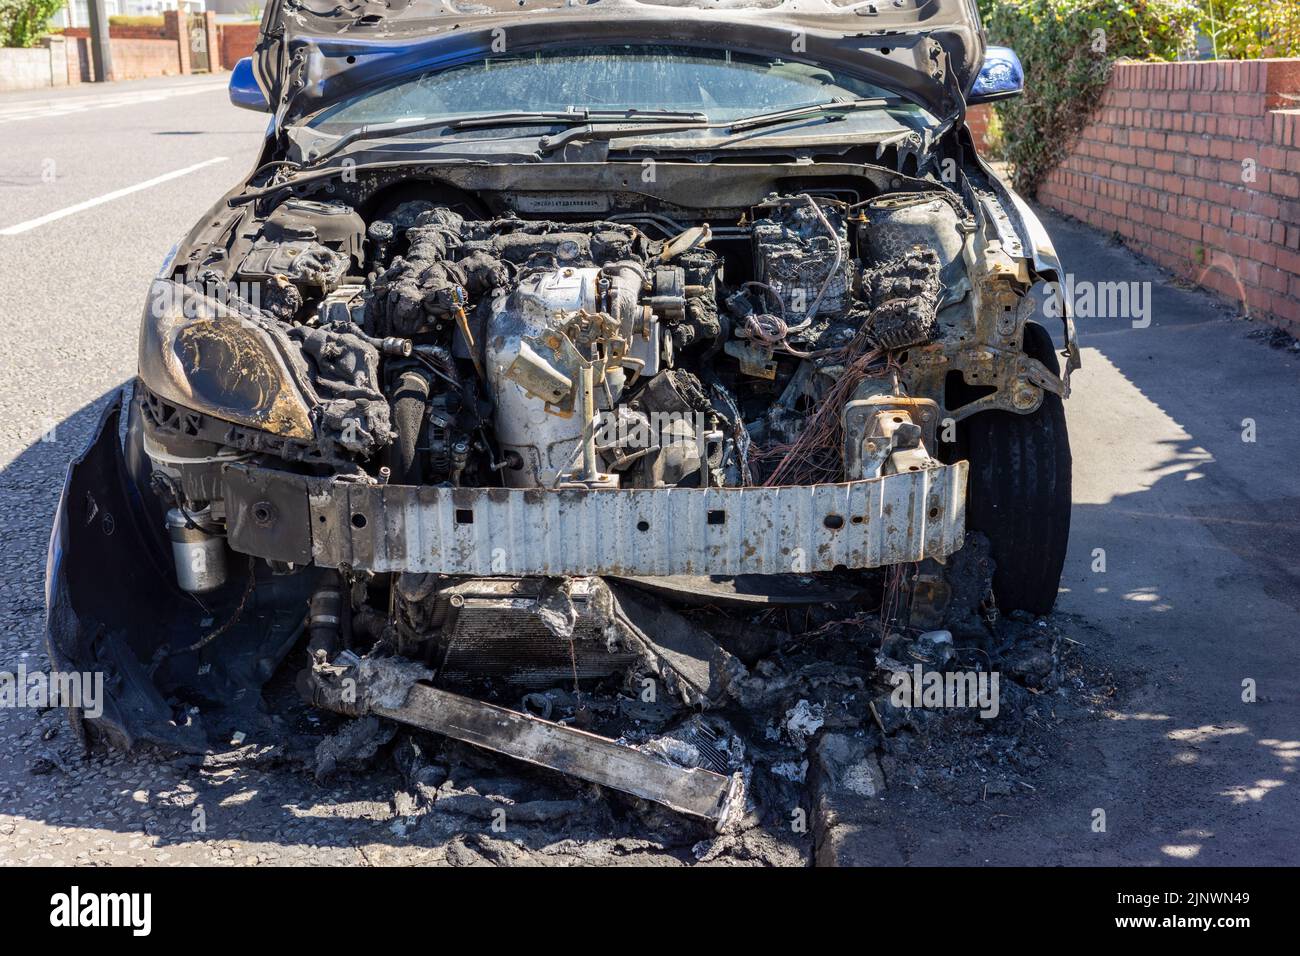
(831, 218, 1300, 866)
(0, 77, 1296, 866)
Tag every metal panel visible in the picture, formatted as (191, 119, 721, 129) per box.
(304, 462, 967, 576)
(372, 683, 744, 826)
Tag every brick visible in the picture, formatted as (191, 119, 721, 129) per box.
(1198, 265, 1237, 299)
(1234, 94, 1264, 116)
(1172, 216, 1203, 241)
(1245, 284, 1273, 314)
(1276, 247, 1300, 275)
(1267, 296, 1300, 332)
(1261, 265, 1290, 293)
(1272, 173, 1300, 198)
(1221, 160, 1247, 183)
(1264, 60, 1300, 109)
(1260, 145, 1287, 169)
(1250, 239, 1279, 268)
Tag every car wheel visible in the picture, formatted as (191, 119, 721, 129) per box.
(957, 321, 1072, 615)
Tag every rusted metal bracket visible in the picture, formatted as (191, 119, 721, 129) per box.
(371, 682, 746, 828)
(842, 392, 941, 480)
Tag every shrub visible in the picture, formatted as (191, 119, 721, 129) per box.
(108, 15, 165, 29)
(1197, 1, 1300, 59)
(0, 0, 67, 48)
(977, 0, 1199, 195)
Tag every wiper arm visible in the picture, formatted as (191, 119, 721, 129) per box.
(537, 118, 711, 153)
(307, 109, 708, 165)
(447, 108, 708, 130)
(728, 97, 900, 132)
(536, 99, 902, 153)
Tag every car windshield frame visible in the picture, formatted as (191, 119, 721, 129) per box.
(304, 43, 933, 135)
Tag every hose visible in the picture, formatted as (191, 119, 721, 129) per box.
(390, 368, 432, 485)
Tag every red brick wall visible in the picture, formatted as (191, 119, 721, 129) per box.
(59, 34, 178, 81)
(62, 25, 167, 40)
(1038, 58, 1300, 334)
(203, 12, 220, 75)
(967, 103, 994, 153)
(218, 23, 259, 71)
(161, 10, 189, 74)
(65, 36, 87, 84)
(106, 38, 182, 80)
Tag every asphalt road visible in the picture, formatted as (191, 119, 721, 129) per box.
(0, 78, 1296, 866)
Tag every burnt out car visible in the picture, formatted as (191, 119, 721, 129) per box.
(47, 0, 1077, 822)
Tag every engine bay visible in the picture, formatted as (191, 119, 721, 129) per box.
(142, 175, 1009, 503)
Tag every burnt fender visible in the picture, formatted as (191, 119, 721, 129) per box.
(45, 390, 315, 753)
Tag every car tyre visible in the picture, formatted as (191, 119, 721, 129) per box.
(958, 321, 1072, 615)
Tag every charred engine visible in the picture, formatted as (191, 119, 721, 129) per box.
(142, 182, 984, 618)
(307, 205, 742, 492)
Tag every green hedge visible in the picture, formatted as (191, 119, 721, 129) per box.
(977, 0, 1199, 195)
(1198, 1, 1300, 60)
(0, 0, 66, 48)
(108, 15, 165, 29)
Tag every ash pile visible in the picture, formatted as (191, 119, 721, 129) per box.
(293, 533, 1069, 865)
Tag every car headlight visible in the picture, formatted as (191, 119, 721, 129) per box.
(138, 279, 314, 440)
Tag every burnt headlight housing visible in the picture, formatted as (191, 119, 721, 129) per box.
(138, 279, 314, 440)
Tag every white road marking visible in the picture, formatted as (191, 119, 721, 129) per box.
(0, 81, 228, 125)
(0, 157, 229, 236)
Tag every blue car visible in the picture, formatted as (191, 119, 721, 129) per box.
(47, 0, 1076, 820)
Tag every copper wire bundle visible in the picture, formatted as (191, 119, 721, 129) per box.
(755, 327, 898, 487)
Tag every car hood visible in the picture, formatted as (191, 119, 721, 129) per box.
(255, 0, 985, 127)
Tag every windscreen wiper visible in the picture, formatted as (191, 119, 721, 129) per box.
(728, 97, 903, 132)
(536, 98, 904, 153)
(447, 108, 709, 130)
(537, 118, 713, 153)
(306, 109, 708, 165)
